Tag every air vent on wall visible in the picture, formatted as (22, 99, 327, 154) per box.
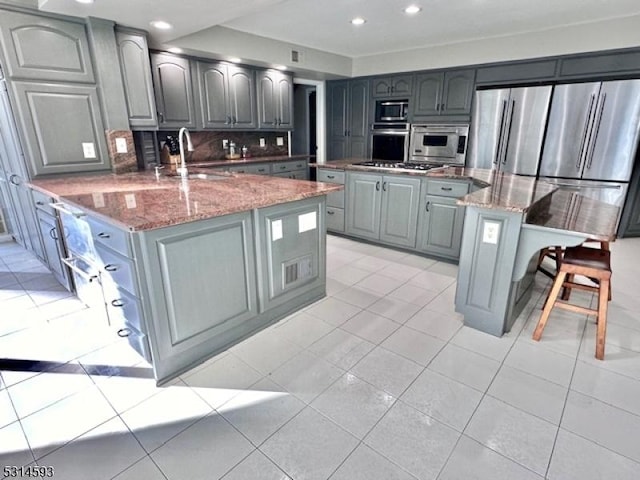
(283, 255, 313, 286)
(291, 50, 302, 63)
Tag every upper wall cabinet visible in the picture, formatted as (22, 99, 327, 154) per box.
(412, 69, 475, 118)
(116, 30, 157, 128)
(476, 59, 558, 86)
(372, 75, 413, 98)
(0, 10, 95, 83)
(10, 81, 110, 176)
(257, 70, 293, 129)
(150, 53, 197, 129)
(195, 61, 257, 129)
(559, 50, 640, 79)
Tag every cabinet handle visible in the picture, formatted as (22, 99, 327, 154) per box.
(97, 232, 111, 239)
(376, 181, 380, 191)
(49, 227, 58, 240)
(225, 116, 231, 125)
(104, 264, 118, 272)
(111, 299, 125, 307)
(233, 116, 237, 125)
(61, 256, 98, 282)
(327, 175, 335, 179)
(327, 210, 335, 215)
(9, 174, 20, 186)
(280, 165, 287, 170)
(382, 181, 387, 191)
(158, 112, 164, 123)
(390, 86, 394, 93)
(441, 187, 453, 191)
(426, 201, 430, 212)
(117, 328, 131, 338)
(36, 201, 45, 206)
(258, 168, 266, 172)
(275, 117, 279, 125)
(344, 130, 348, 137)
(441, 103, 445, 111)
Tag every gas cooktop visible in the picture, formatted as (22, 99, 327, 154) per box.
(353, 161, 445, 171)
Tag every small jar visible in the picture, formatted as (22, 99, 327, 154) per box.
(241, 145, 249, 158)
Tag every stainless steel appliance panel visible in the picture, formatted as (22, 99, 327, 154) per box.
(370, 123, 409, 162)
(582, 79, 640, 182)
(539, 82, 601, 178)
(541, 177, 628, 207)
(409, 124, 468, 165)
(467, 89, 510, 169)
(502, 86, 552, 175)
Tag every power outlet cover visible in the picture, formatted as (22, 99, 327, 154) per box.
(115, 137, 128, 153)
(260, 138, 266, 147)
(82, 142, 96, 159)
(276, 137, 284, 146)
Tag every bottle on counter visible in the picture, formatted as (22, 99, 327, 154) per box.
(241, 145, 249, 158)
(229, 141, 236, 156)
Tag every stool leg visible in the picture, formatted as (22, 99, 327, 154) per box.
(534, 271, 567, 341)
(554, 246, 563, 271)
(596, 278, 610, 360)
(561, 274, 574, 301)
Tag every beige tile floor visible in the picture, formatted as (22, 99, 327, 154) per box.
(1, 234, 640, 479)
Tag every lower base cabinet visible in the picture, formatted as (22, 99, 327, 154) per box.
(417, 195, 466, 259)
(346, 172, 421, 248)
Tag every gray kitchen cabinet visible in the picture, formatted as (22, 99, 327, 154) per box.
(151, 53, 197, 129)
(10, 81, 110, 176)
(372, 75, 413, 98)
(256, 198, 325, 312)
(0, 10, 95, 83)
(271, 159, 308, 179)
(115, 30, 158, 128)
(257, 70, 293, 129)
(195, 61, 257, 129)
(417, 180, 469, 259)
(327, 80, 369, 160)
(559, 49, 640, 79)
(317, 168, 345, 232)
(476, 59, 558, 86)
(346, 171, 420, 247)
(413, 69, 475, 118)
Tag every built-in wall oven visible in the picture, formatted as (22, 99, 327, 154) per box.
(370, 123, 410, 162)
(409, 124, 469, 165)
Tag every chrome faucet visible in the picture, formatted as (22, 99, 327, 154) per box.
(178, 127, 194, 178)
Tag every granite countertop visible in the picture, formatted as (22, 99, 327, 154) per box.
(312, 160, 555, 213)
(30, 170, 341, 231)
(189, 154, 312, 168)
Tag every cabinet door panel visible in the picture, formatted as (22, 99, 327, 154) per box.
(372, 78, 393, 98)
(277, 74, 293, 128)
(11, 82, 110, 175)
(442, 70, 475, 115)
(328, 81, 348, 138)
(414, 73, 443, 116)
(229, 67, 257, 128)
(419, 195, 465, 258)
(0, 10, 94, 82)
(379, 175, 421, 247)
(346, 173, 381, 240)
(391, 75, 413, 97)
(198, 62, 229, 128)
(349, 80, 369, 147)
(151, 53, 196, 128)
(257, 72, 277, 128)
(116, 31, 157, 127)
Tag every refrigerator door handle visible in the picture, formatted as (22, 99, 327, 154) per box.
(577, 93, 597, 171)
(586, 93, 606, 170)
(494, 100, 508, 165)
(501, 99, 516, 165)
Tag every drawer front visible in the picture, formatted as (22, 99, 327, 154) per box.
(426, 180, 469, 198)
(273, 160, 307, 173)
(88, 216, 131, 257)
(105, 287, 144, 333)
(326, 190, 345, 209)
(326, 207, 345, 232)
(32, 189, 55, 215)
(95, 244, 138, 296)
(318, 169, 345, 184)
(228, 163, 271, 175)
(115, 323, 152, 363)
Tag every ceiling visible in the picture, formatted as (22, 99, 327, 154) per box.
(33, 0, 640, 58)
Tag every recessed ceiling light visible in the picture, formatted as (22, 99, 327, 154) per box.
(150, 20, 172, 30)
(229, 57, 242, 63)
(167, 47, 183, 54)
(275, 65, 287, 71)
(75, 0, 94, 4)
(351, 17, 366, 26)
(404, 5, 422, 14)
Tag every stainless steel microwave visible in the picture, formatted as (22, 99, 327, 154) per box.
(409, 124, 469, 165)
(375, 100, 409, 122)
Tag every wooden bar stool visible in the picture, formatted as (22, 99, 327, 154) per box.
(533, 245, 611, 360)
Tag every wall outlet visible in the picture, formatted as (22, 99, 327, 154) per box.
(482, 221, 500, 245)
(82, 142, 96, 159)
(259, 138, 266, 148)
(276, 137, 284, 146)
(124, 193, 137, 209)
(115, 137, 128, 153)
(222, 139, 229, 149)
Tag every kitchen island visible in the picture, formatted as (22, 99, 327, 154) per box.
(313, 160, 620, 337)
(30, 171, 342, 383)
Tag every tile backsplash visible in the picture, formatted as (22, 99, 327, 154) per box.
(158, 131, 289, 162)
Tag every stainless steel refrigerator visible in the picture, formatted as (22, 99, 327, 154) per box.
(539, 79, 640, 207)
(467, 86, 552, 176)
